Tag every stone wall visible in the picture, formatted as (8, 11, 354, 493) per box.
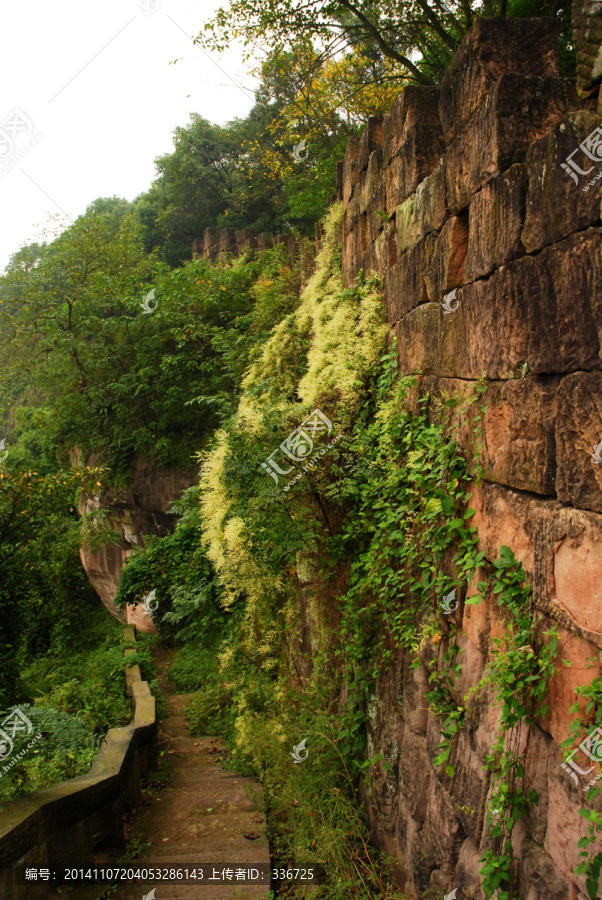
(191, 226, 296, 261)
(338, 16, 602, 900)
(191, 227, 319, 286)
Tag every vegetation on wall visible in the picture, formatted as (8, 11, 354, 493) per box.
(0, 0, 587, 890)
(109, 201, 567, 896)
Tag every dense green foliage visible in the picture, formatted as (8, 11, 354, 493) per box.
(0, 610, 138, 805)
(0, 213, 300, 475)
(0, 466, 105, 705)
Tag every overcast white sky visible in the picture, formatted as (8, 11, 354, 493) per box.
(0, 0, 258, 271)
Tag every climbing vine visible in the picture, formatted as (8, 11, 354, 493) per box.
(563, 675, 602, 899)
(472, 548, 557, 900)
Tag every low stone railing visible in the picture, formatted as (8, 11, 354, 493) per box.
(0, 626, 156, 899)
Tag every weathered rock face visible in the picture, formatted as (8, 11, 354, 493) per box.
(338, 15, 602, 900)
(78, 458, 197, 631)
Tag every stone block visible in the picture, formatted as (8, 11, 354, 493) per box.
(395, 159, 447, 255)
(516, 831, 580, 900)
(342, 221, 363, 286)
(396, 302, 440, 374)
(384, 86, 442, 164)
(286, 236, 296, 263)
(343, 160, 360, 206)
(532, 497, 602, 639)
(448, 732, 488, 845)
(468, 481, 536, 577)
(416, 374, 558, 495)
(385, 126, 445, 215)
(398, 730, 432, 826)
(235, 229, 256, 253)
(468, 479, 602, 657)
(257, 233, 273, 251)
(522, 111, 602, 254)
(358, 115, 385, 172)
(520, 726, 553, 846)
(385, 239, 429, 323)
(415, 757, 464, 872)
(360, 150, 383, 213)
(445, 75, 580, 214)
(541, 627, 601, 745)
(218, 228, 237, 255)
(343, 189, 360, 236)
(360, 240, 379, 279)
(454, 839, 489, 900)
(439, 16, 560, 143)
(342, 135, 360, 204)
(481, 378, 557, 495)
(437, 231, 601, 380)
(545, 765, 602, 897)
(465, 163, 527, 282)
(453, 632, 487, 702)
(556, 371, 602, 513)
(423, 215, 468, 301)
(203, 227, 217, 249)
(366, 184, 386, 245)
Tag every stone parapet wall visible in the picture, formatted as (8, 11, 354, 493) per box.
(338, 16, 602, 900)
(191, 227, 298, 263)
(0, 627, 156, 900)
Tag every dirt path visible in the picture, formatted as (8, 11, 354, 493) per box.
(110, 651, 270, 899)
(67, 650, 271, 900)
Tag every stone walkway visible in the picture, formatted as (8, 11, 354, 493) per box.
(53, 652, 270, 900)
(112, 652, 270, 900)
